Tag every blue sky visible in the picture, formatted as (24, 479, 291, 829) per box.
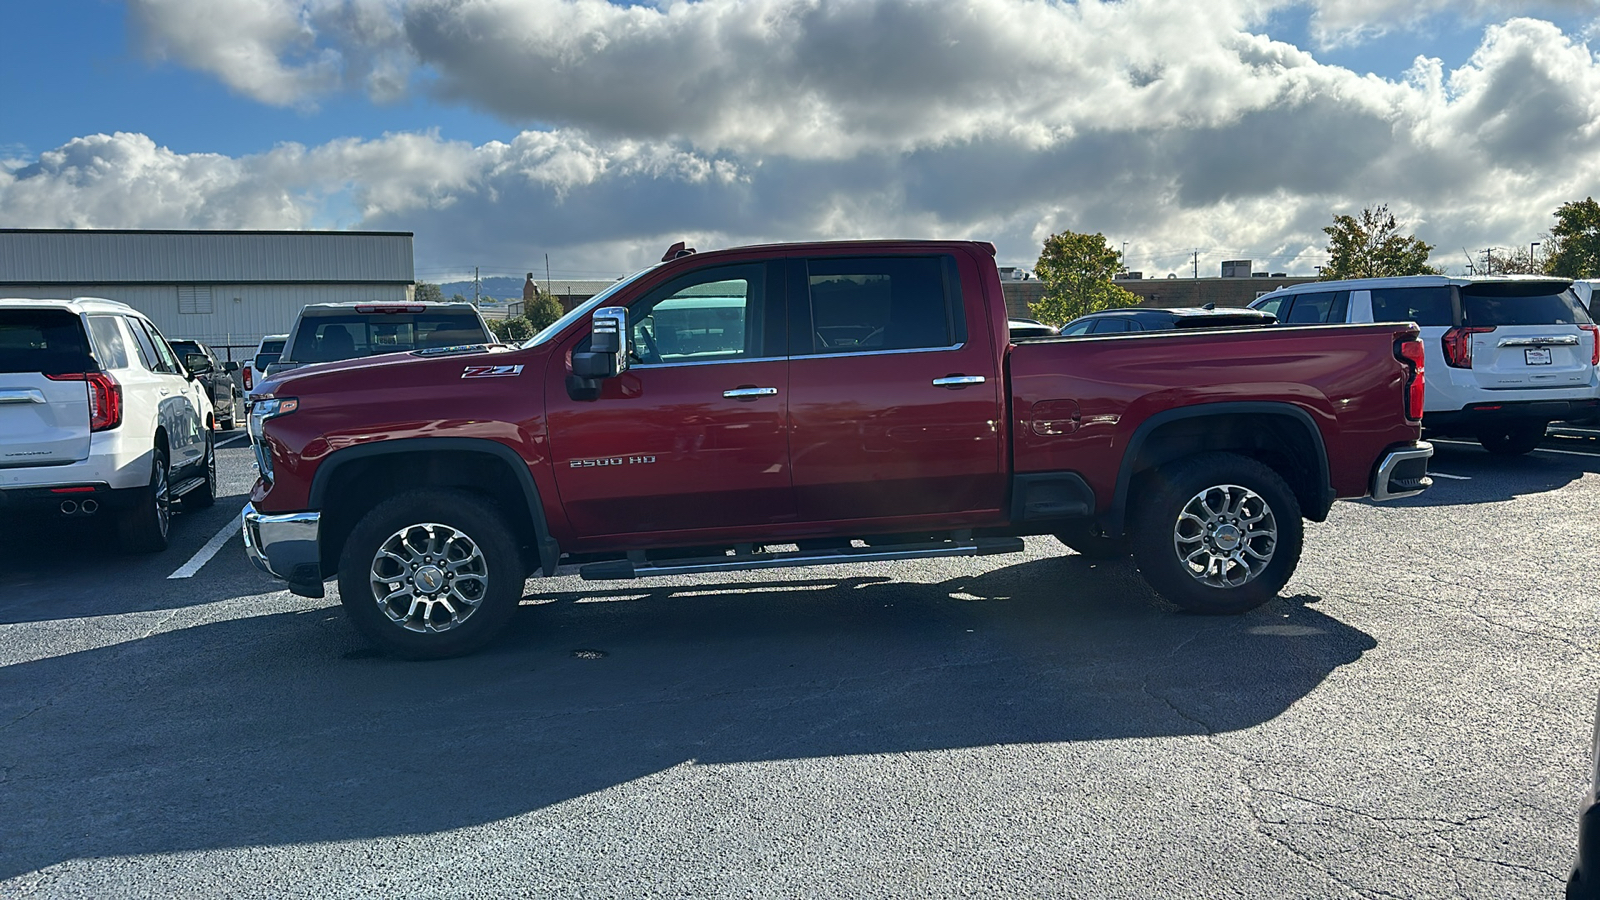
(4, 1, 1600, 281)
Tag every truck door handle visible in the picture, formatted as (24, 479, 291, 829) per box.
(933, 375, 986, 388)
(723, 386, 779, 400)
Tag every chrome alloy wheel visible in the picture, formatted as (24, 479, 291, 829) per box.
(1172, 483, 1277, 589)
(368, 523, 490, 633)
(154, 463, 171, 539)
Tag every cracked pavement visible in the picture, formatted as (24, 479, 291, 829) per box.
(0, 438, 1595, 898)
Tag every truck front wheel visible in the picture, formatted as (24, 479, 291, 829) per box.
(336, 489, 527, 659)
(1131, 453, 1302, 615)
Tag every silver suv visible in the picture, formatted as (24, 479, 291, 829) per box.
(1252, 276, 1598, 455)
(0, 298, 217, 551)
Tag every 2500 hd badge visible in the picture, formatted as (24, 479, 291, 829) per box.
(569, 455, 657, 468)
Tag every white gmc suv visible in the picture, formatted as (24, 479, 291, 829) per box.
(1251, 275, 1599, 455)
(0, 297, 217, 551)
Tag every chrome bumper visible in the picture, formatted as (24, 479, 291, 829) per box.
(242, 502, 325, 598)
(1370, 441, 1434, 502)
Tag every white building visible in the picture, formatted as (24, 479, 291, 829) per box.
(0, 229, 414, 361)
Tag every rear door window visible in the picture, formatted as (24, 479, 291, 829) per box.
(86, 315, 130, 370)
(0, 308, 92, 375)
(1370, 287, 1455, 326)
(1461, 283, 1591, 326)
(797, 256, 964, 354)
(1283, 291, 1350, 324)
(1090, 318, 1134, 333)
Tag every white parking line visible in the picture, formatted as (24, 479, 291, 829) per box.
(216, 432, 251, 449)
(1430, 472, 1471, 480)
(167, 510, 244, 579)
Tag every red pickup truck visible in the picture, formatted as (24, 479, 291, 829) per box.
(243, 240, 1433, 659)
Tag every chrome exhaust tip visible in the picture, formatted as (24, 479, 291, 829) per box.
(81, 498, 99, 514)
(60, 499, 78, 515)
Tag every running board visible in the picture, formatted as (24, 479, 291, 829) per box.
(169, 476, 208, 498)
(578, 537, 1025, 581)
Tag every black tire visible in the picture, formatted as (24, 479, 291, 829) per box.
(218, 395, 236, 430)
(1054, 522, 1129, 559)
(1130, 452, 1302, 615)
(337, 489, 527, 660)
(182, 434, 217, 510)
(1478, 420, 1545, 456)
(118, 447, 172, 553)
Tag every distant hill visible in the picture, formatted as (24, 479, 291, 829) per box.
(434, 277, 524, 303)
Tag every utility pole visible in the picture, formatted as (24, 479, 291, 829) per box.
(1531, 241, 1540, 272)
(545, 254, 553, 298)
(474, 266, 480, 305)
(1480, 248, 1495, 276)
(1192, 250, 1199, 280)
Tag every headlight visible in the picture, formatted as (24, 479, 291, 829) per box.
(248, 397, 298, 480)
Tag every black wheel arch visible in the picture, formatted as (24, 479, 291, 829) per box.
(1102, 402, 1334, 538)
(309, 437, 560, 579)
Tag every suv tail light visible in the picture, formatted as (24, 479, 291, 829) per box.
(1441, 325, 1495, 368)
(243, 367, 254, 390)
(1583, 324, 1600, 365)
(1395, 337, 1425, 421)
(45, 370, 123, 431)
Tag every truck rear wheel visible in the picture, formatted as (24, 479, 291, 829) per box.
(1131, 452, 1301, 615)
(337, 489, 527, 660)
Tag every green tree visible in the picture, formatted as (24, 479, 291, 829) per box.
(489, 317, 535, 342)
(525, 291, 565, 332)
(1546, 197, 1600, 278)
(414, 282, 444, 303)
(1320, 205, 1438, 280)
(450, 293, 469, 304)
(1029, 230, 1140, 326)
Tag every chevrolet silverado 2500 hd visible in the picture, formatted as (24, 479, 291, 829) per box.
(243, 240, 1433, 658)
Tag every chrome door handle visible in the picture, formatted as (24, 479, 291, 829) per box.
(933, 375, 986, 388)
(723, 386, 779, 400)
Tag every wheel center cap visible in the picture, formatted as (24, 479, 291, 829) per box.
(1213, 524, 1243, 552)
(415, 565, 445, 593)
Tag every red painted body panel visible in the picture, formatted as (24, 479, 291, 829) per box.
(249, 238, 1423, 566)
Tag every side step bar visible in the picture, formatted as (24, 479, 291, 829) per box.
(579, 537, 1026, 581)
(169, 476, 208, 498)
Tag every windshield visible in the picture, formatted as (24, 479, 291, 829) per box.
(523, 266, 659, 348)
(283, 312, 489, 363)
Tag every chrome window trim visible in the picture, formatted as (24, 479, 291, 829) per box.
(631, 355, 787, 370)
(790, 342, 967, 361)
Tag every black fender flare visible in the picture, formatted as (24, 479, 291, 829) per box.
(309, 436, 561, 576)
(1104, 401, 1333, 537)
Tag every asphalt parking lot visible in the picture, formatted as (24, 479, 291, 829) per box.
(2, 431, 1597, 899)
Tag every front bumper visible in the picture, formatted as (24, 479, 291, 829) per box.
(242, 502, 325, 598)
(1369, 441, 1434, 502)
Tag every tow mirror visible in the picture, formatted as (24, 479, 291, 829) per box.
(567, 306, 630, 401)
(185, 353, 214, 376)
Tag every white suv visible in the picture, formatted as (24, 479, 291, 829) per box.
(1251, 275, 1599, 455)
(0, 298, 218, 551)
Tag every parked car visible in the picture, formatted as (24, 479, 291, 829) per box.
(168, 339, 241, 430)
(1571, 693, 1600, 899)
(1059, 306, 1277, 335)
(1251, 275, 1599, 455)
(265, 302, 494, 379)
(0, 297, 217, 552)
(1009, 318, 1059, 339)
(243, 334, 287, 399)
(244, 239, 1432, 659)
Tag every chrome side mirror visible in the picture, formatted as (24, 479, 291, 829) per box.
(567, 306, 630, 401)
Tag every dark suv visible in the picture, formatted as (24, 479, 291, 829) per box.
(1059, 306, 1277, 335)
(267, 302, 495, 378)
(169, 339, 241, 430)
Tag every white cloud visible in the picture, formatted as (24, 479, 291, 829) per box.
(18, 1, 1600, 276)
(1298, 0, 1600, 48)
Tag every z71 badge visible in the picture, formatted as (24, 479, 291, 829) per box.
(461, 364, 524, 379)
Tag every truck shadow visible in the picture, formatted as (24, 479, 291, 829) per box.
(0, 555, 1374, 880)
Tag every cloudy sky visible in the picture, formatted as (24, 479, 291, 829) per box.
(3, 0, 1600, 282)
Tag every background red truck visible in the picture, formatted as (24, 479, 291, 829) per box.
(243, 240, 1433, 658)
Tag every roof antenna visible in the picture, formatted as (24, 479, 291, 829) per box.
(661, 241, 697, 262)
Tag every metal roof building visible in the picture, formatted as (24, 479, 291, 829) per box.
(0, 229, 415, 358)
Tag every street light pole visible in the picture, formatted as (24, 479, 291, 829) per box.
(1531, 241, 1540, 272)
